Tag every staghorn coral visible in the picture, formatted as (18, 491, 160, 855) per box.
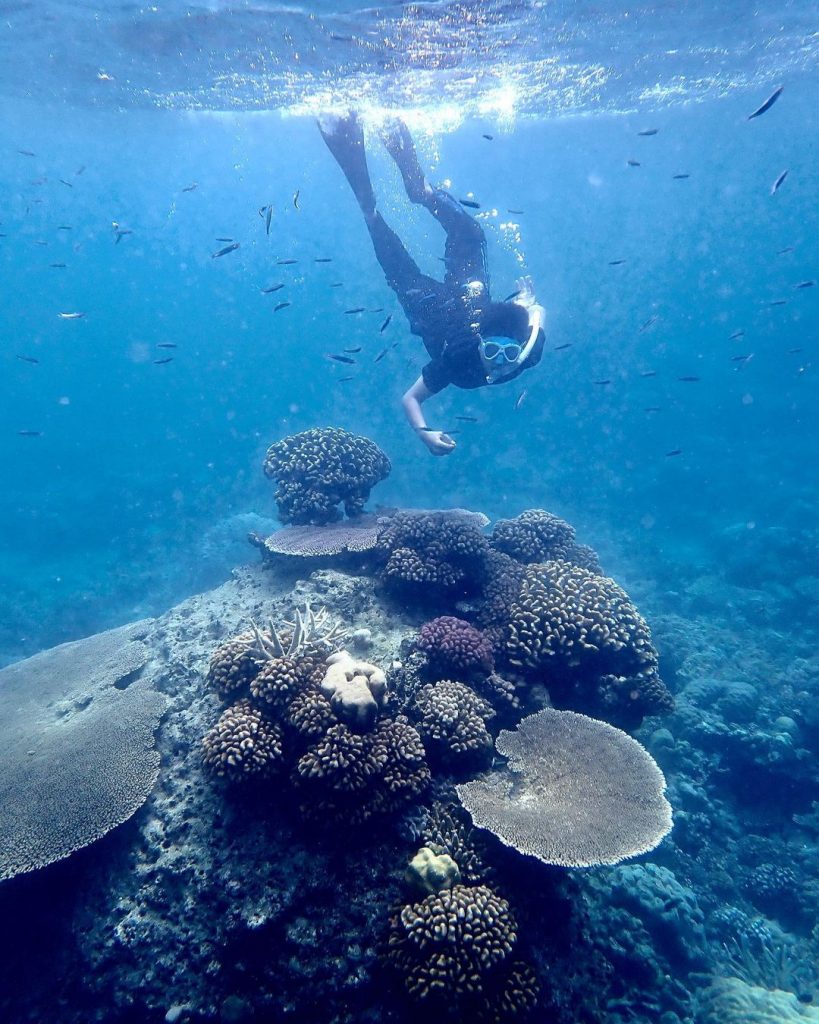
(490, 508, 602, 573)
(414, 680, 495, 766)
(263, 427, 390, 525)
(386, 883, 536, 1020)
(416, 616, 494, 680)
(377, 511, 490, 602)
(506, 560, 672, 724)
(456, 708, 672, 868)
(0, 622, 165, 883)
(202, 699, 284, 779)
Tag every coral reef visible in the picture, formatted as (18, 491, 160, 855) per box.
(415, 615, 495, 679)
(385, 883, 538, 1020)
(0, 621, 165, 883)
(694, 976, 819, 1023)
(506, 560, 673, 725)
(320, 649, 388, 730)
(414, 679, 495, 767)
(201, 699, 284, 779)
(377, 510, 490, 602)
(490, 508, 602, 573)
(405, 846, 461, 895)
(456, 708, 672, 867)
(263, 428, 391, 525)
(249, 517, 383, 558)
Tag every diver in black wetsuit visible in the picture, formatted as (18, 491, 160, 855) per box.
(319, 114, 546, 457)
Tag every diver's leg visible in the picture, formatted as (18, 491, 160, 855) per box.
(318, 113, 376, 216)
(382, 120, 489, 289)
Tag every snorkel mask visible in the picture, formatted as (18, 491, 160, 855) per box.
(480, 317, 541, 380)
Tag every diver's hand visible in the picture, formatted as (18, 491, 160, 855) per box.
(513, 275, 537, 308)
(419, 430, 457, 456)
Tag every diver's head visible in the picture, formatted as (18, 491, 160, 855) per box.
(479, 325, 544, 381)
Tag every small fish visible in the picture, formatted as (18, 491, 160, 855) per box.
(770, 169, 788, 195)
(639, 315, 659, 333)
(16, 354, 39, 363)
(459, 198, 480, 209)
(417, 427, 437, 432)
(482, 134, 493, 141)
(343, 347, 362, 353)
(455, 415, 478, 422)
(369, 307, 384, 313)
(627, 160, 641, 167)
(265, 205, 273, 236)
(769, 299, 787, 306)
(672, 173, 690, 179)
(637, 128, 659, 136)
(747, 84, 784, 120)
(678, 375, 701, 382)
(608, 259, 627, 265)
(593, 379, 612, 385)
(49, 262, 67, 268)
(344, 307, 366, 314)
(274, 301, 291, 312)
(157, 343, 177, 349)
(75, 165, 85, 175)
(211, 242, 240, 258)
(731, 354, 754, 363)
(57, 225, 72, 231)
(262, 284, 284, 293)
(277, 258, 298, 265)
(17, 430, 42, 436)
(17, 149, 36, 157)
(153, 357, 174, 364)
(59, 179, 73, 188)
(777, 246, 794, 254)
(181, 183, 198, 192)
(215, 237, 233, 242)
(788, 348, 803, 353)
(336, 375, 355, 382)
(327, 354, 355, 364)
(640, 370, 657, 377)
(554, 343, 573, 350)
(665, 449, 683, 457)
(644, 406, 661, 412)
(293, 190, 300, 210)
(795, 280, 815, 289)
(34, 240, 48, 246)
(503, 288, 522, 302)
(514, 389, 527, 411)
(662, 897, 684, 912)
(113, 227, 133, 244)
(331, 282, 344, 287)
(380, 314, 392, 333)
(314, 257, 333, 263)
(374, 348, 389, 363)
(507, 208, 525, 215)
(729, 330, 745, 339)
(58, 311, 85, 319)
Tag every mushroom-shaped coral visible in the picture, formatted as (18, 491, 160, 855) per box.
(456, 708, 673, 868)
(263, 427, 391, 525)
(416, 616, 494, 680)
(321, 649, 388, 731)
(414, 680, 495, 766)
(202, 699, 284, 779)
(506, 560, 672, 724)
(490, 508, 602, 573)
(385, 883, 536, 1020)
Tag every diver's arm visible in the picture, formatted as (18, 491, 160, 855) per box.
(402, 376, 457, 456)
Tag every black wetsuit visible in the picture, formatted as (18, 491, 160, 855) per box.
(365, 189, 545, 394)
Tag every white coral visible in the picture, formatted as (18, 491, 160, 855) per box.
(321, 650, 388, 731)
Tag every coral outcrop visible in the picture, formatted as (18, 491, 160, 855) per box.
(416, 615, 495, 679)
(201, 699, 284, 779)
(263, 428, 391, 525)
(490, 508, 602, 573)
(414, 679, 495, 766)
(320, 649, 388, 730)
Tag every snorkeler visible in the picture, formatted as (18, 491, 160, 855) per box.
(319, 114, 546, 457)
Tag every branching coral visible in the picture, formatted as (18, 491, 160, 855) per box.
(506, 560, 672, 724)
(416, 616, 494, 680)
(263, 427, 391, 525)
(490, 508, 602, 573)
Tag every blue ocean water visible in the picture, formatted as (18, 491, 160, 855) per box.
(0, 3, 818, 1021)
